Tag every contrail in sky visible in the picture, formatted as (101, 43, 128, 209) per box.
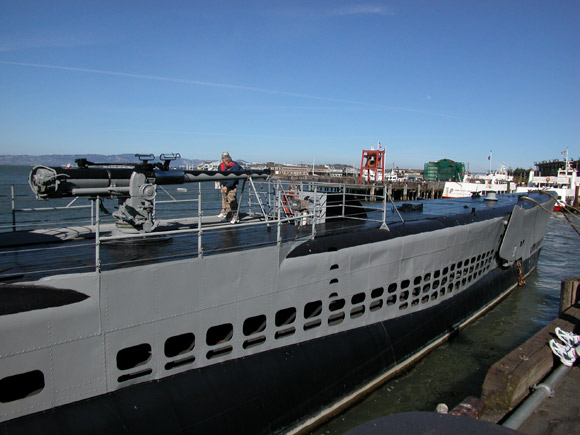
(0, 60, 453, 117)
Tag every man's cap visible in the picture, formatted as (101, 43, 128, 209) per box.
(221, 152, 231, 159)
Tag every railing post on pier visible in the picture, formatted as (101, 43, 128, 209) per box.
(10, 185, 16, 232)
(95, 196, 101, 273)
(198, 183, 203, 257)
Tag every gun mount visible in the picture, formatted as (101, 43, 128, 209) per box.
(29, 155, 270, 234)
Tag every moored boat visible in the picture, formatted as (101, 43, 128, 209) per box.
(442, 163, 514, 199)
(515, 153, 579, 211)
(0, 156, 555, 434)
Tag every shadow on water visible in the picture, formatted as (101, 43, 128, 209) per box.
(314, 215, 580, 434)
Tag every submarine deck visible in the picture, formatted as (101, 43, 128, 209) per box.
(0, 193, 542, 284)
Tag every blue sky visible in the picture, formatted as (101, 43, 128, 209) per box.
(0, 1, 578, 171)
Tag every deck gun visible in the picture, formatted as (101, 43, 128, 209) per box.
(29, 154, 270, 233)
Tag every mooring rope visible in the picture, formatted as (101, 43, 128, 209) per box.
(520, 193, 580, 238)
(516, 259, 526, 286)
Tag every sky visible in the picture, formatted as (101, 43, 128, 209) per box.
(0, 1, 578, 171)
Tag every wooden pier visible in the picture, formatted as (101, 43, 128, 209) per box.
(272, 175, 444, 201)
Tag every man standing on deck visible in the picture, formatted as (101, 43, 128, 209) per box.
(218, 152, 243, 224)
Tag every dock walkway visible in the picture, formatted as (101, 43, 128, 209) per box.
(478, 276, 580, 433)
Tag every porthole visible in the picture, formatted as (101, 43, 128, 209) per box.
(304, 319, 322, 330)
(275, 327, 295, 339)
(329, 299, 345, 312)
(371, 287, 384, 298)
(304, 301, 322, 319)
(243, 315, 267, 336)
(206, 323, 233, 346)
(206, 346, 232, 359)
(164, 333, 195, 358)
(118, 369, 152, 382)
(350, 306, 365, 319)
(165, 356, 196, 370)
(117, 343, 152, 371)
(243, 336, 266, 349)
(388, 283, 398, 293)
(351, 292, 365, 305)
(328, 312, 345, 326)
(276, 307, 296, 327)
(0, 370, 45, 403)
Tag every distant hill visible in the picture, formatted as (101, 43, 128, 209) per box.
(0, 154, 207, 168)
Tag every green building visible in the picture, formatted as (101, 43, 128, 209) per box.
(423, 159, 465, 181)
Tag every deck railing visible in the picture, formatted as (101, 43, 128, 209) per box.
(0, 180, 400, 280)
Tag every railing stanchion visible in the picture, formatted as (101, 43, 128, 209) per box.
(380, 189, 389, 230)
(198, 183, 203, 258)
(95, 196, 101, 272)
(342, 184, 346, 218)
(10, 184, 16, 232)
(277, 189, 282, 245)
(311, 186, 317, 239)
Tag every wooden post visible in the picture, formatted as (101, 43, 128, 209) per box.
(559, 276, 580, 314)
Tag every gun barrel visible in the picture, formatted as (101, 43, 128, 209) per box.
(29, 165, 270, 198)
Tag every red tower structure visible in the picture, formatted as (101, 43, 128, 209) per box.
(359, 148, 385, 184)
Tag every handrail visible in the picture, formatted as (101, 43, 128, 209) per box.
(2, 179, 401, 279)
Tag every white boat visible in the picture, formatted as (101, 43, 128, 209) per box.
(442, 164, 514, 199)
(515, 153, 579, 211)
